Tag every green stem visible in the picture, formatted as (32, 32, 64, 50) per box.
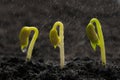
(53, 21, 65, 69)
(90, 18, 106, 66)
(26, 27, 39, 61)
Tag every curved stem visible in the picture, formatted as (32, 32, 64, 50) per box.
(53, 21, 65, 69)
(90, 18, 106, 66)
(26, 27, 39, 61)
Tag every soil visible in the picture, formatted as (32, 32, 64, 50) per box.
(0, 0, 120, 80)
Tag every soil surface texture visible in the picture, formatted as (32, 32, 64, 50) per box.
(0, 0, 120, 80)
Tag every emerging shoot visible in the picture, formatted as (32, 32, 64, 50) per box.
(19, 26, 39, 62)
(49, 21, 65, 69)
(86, 18, 106, 66)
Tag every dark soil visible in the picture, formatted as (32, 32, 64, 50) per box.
(0, 0, 120, 80)
(0, 56, 120, 80)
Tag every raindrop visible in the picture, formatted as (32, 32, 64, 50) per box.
(21, 47, 27, 53)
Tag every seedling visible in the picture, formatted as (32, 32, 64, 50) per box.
(49, 21, 65, 69)
(86, 18, 106, 66)
(19, 26, 39, 62)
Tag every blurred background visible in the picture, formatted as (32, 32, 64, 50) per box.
(0, 0, 120, 65)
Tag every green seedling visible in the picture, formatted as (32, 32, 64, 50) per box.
(86, 18, 106, 66)
(49, 21, 65, 69)
(19, 26, 39, 62)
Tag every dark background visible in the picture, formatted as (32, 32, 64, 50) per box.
(0, 0, 120, 65)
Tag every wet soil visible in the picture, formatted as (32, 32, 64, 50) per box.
(0, 0, 120, 80)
